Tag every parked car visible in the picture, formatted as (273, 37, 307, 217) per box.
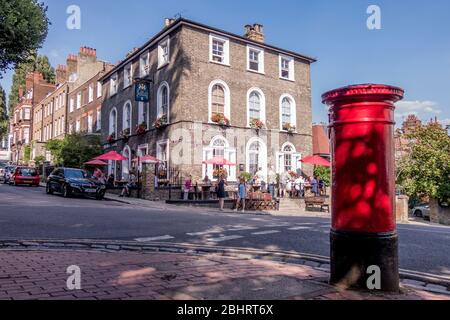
(46, 168, 106, 200)
(9, 167, 40, 186)
(0, 162, 6, 182)
(411, 203, 431, 220)
(3, 166, 16, 184)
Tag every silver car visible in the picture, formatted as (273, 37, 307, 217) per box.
(411, 203, 431, 220)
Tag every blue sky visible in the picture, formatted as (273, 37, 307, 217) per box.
(2, 0, 450, 126)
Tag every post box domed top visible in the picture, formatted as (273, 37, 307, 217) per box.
(322, 84, 404, 105)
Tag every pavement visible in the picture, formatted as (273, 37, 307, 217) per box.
(0, 248, 448, 300)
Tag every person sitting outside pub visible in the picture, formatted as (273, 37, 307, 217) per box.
(120, 171, 137, 198)
(106, 174, 115, 188)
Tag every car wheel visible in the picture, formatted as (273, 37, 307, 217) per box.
(63, 184, 71, 198)
(414, 210, 423, 217)
(96, 192, 105, 201)
(46, 183, 53, 195)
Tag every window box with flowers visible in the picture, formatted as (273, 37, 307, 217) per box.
(250, 119, 265, 130)
(135, 122, 147, 135)
(282, 123, 296, 133)
(154, 115, 168, 129)
(120, 128, 131, 139)
(213, 167, 228, 179)
(107, 133, 115, 143)
(211, 113, 230, 126)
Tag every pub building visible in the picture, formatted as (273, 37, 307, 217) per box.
(100, 18, 315, 196)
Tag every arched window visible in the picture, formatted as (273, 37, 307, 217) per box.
(203, 136, 236, 181)
(123, 101, 132, 131)
(211, 85, 225, 116)
(246, 138, 268, 180)
(157, 82, 170, 121)
(208, 80, 231, 123)
(249, 92, 261, 121)
(283, 144, 294, 172)
(122, 146, 131, 180)
(280, 94, 297, 131)
(276, 142, 301, 174)
(109, 108, 117, 137)
(248, 141, 260, 175)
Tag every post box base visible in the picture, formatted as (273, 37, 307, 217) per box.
(330, 230, 399, 292)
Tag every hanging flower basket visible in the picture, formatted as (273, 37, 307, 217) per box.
(213, 167, 228, 178)
(211, 113, 230, 126)
(154, 115, 168, 129)
(250, 119, 265, 130)
(135, 122, 147, 135)
(120, 128, 131, 139)
(283, 123, 296, 133)
(107, 133, 115, 143)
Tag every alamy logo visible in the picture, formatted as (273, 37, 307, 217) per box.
(367, 5, 382, 30)
(66, 5, 81, 30)
(366, 265, 381, 290)
(66, 265, 81, 290)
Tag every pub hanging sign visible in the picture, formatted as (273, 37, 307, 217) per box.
(135, 80, 150, 102)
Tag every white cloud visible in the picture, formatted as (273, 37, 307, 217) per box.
(438, 118, 450, 127)
(395, 100, 442, 115)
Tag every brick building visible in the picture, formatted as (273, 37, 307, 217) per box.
(11, 72, 55, 164)
(100, 18, 316, 184)
(31, 47, 112, 163)
(312, 124, 330, 160)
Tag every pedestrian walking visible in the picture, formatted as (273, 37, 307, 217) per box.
(234, 178, 247, 212)
(217, 175, 227, 211)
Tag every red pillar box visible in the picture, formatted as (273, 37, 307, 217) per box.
(322, 84, 404, 292)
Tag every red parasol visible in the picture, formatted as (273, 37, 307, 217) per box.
(84, 159, 108, 166)
(202, 157, 236, 166)
(94, 151, 128, 161)
(299, 155, 331, 167)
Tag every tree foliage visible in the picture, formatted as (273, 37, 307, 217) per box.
(8, 54, 55, 113)
(0, 85, 7, 140)
(0, 0, 50, 75)
(397, 123, 450, 201)
(314, 166, 331, 186)
(46, 134, 103, 168)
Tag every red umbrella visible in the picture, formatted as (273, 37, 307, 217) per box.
(299, 155, 331, 167)
(202, 157, 236, 166)
(84, 159, 108, 166)
(132, 155, 161, 163)
(95, 151, 128, 161)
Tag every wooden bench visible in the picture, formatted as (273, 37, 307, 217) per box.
(305, 197, 330, 212)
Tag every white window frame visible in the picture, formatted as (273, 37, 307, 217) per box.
(97, 81, 102, 98)
(109, 108, 118, 138)
(122, 100, 132, 131)
(279, 55, 295, 81)
(88, 84, 94, 103)
(158, 37, 170, 69)
(121, 145, 131, 181)
(110, 73, 118, 96)
(87, 113, 93, 133)
(209, 34, 230, 66)
(123, 64, 133, 88)
(140, 51, 150, 76)
(208, 80, 231, 124)
(157, 139, 170, 173)
(157, 82, 170, 121)
(279, 94, 297, 132)
(276, 142, 302, 174)
(96, 108, 101, 132)
(245, 137, 268, 181)
(202, 136, 237, 182)
(247, 45, 265, 74)
(246, 87, 266, 127)
(69, 98, 74, 113)
(75, 119, 81, 133)
(76, 92, 81, 109)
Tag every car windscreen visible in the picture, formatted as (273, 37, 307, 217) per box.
(65, 169, 88, 179)
(17, 168, 38, 176)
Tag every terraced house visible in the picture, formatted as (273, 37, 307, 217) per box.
(100, 18, 316, 184)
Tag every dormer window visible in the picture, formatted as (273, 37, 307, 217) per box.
(124, 64, 132, 88)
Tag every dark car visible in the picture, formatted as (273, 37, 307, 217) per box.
(10, 166, 40, 186)
(46, 168, 106, 200)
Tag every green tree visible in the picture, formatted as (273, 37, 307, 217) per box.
(0, 85, 8, 140)
(47, 134, 103, 168)
(0, 0, 50, 75)
(8, 54, 55, 113)
(23, 144, 31, 163)
(314, 166, 331, 186)
(397, 122, 450, 222)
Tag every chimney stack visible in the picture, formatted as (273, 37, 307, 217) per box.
(244, 23, 265, 43)
(56, 64, 68, 85)
(164, 18, 176, 27)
